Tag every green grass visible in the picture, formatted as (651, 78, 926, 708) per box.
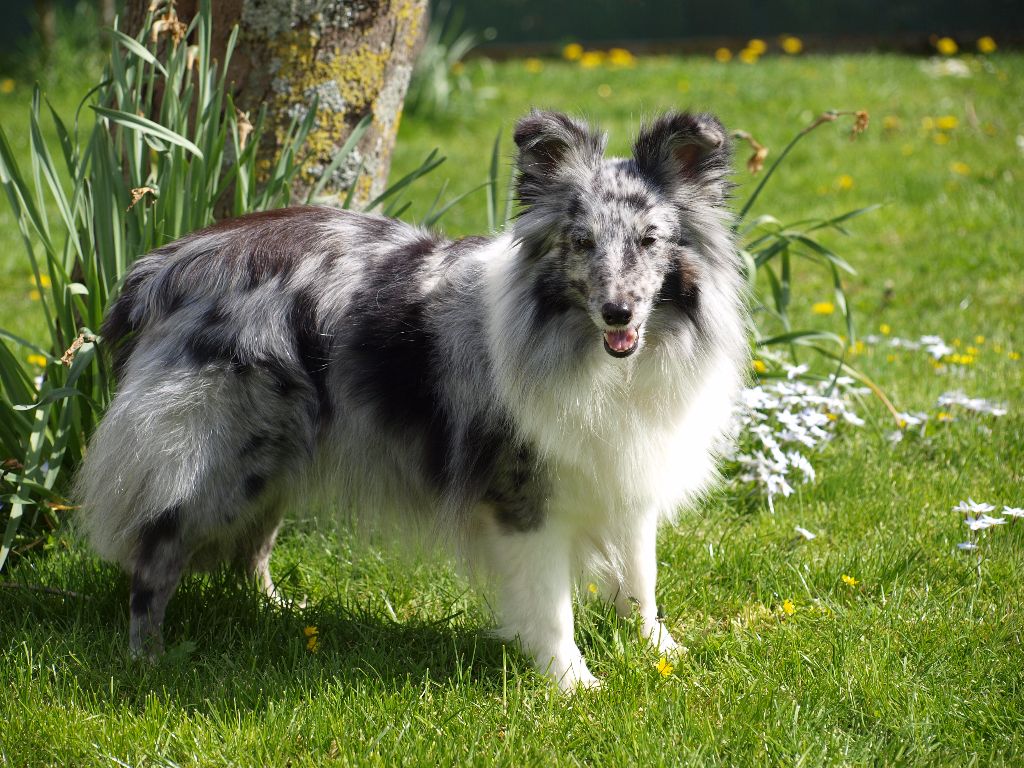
(2, 52, 1024, 765)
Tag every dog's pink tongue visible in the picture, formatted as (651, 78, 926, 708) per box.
(604, 328, 637, 353)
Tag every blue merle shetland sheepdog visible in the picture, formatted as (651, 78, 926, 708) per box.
(76, 110, 748, 690)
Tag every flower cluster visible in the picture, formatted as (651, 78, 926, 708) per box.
(561, 44, 636, 70)
(728, 371, 866, 511)
(953, 499, 1024, 552)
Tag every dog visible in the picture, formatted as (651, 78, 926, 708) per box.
(75, 109, 748, 690)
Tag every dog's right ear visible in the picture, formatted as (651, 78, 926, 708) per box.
(514, 110, 606, 205)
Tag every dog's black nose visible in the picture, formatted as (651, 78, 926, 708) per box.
(601, 302, 633, 326)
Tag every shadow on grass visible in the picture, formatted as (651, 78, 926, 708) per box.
(1, 552, 513, 713)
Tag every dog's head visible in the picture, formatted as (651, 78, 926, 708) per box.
(512, 110, 736, 359)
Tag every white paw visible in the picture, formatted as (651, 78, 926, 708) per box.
(645, 620, 680, 655)
(556, 664, 603, 693)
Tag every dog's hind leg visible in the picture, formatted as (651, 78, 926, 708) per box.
(129, 506, 188, 658)
(235, 502, 297, 607)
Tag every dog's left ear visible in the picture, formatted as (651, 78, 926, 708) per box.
(632, 112, 731, 201)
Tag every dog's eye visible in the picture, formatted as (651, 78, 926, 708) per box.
(572, 235, 595, 251)
(640, 234, 658, 248)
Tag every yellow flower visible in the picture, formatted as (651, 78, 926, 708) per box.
(836, 174, 854, 191)
(0, 78, 14, 95)
(597, 83, 612, 98)
(952, 338, 961, 347)
(974, 335, 985, 345)
(29, 289, 41, 301)
(812, 301, 835, 315)
(714, 47, 733, 63)
(935, 37, 958, 56)
(882, 115, 901, 131)
(826, 412, 838, 421)
(886, 354, 896, 362)
(780, 35, 803, 55)
(879, 323, 891, 335)
(579, 50, 606, 69)
(587, 582, 598, 594)
(936, 411, 954, 422)
(562, 43, 583, 61)
(608, 48, 636, 67)
(977, 36, 997, 54)
(841, 574, 859, 587)
(752, 359, 768, 374)
(304, 625, 319, 652)
(746, 38, 767, 55)
(933, 133, 950, 145)
(782, 599, 795, 616)
(920, 116, 935, 131)
(656, 656, 674, 677)
(524, 58, 543, 74)
(27, 353, 48, 367)
(1009, 351, 1021, 361)
(38, 274, 52, 288)
(949, 161, 970, 176)
(936, 115, 958, 131)
(738, 48, 760, 64)
(966, 346, 979, 355)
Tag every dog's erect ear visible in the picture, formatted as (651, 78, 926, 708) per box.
(632, 112, 731, 200)
(514, 110, 606, 204)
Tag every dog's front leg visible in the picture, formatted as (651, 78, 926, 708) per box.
(481, 512, 599, 691)
(612, 511, 679, 655)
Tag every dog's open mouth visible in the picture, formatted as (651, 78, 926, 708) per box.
(603, 327, 639, 358)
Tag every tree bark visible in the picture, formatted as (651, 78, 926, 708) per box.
(127, 0, 428, 207)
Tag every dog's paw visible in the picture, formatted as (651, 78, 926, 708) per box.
(557, 666, 603, 693)
(643, 620, 681, 656)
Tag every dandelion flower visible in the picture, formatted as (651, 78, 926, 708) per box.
(36, 274, 52, 288)
(26, 354, 48, 367)
(714, 47, 733, 63)
(738, 48, 760, 64)
(524, 58, 543, 74)
(579, 50, 606, 69)
(1009, 351, 1020, 361)
(0, 78, 14, 95)
(935, 37, 958, 56)
(587, 582, 598, 594)
(304, 625, 320, 652)
(780, 35, 803, 55)
(976, 36, 997, 54)
(752, 359, 768, 374)
(936, 411, 954, 422)
(746, 39, 768, 55)
(879, 323, 891, 335)
(882, 116, 901, 131)
(782, 599, 795, 616)
(841, 574, 859, 587)
(29, 289, 41, 301)
(608, 48, 636, 68)
(974, 335, 985, 345)
(936, 115, 959, 131)
(933, 133, 950, 145)
(812, 301, 835, 315)
(562, 43, 583, 61)
(656, 656, 674, 677)
(836, 174, 854, 190)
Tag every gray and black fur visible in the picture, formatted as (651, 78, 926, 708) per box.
(77, 110, 748, 687)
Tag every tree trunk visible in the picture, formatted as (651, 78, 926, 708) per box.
(127, 0, 428, 207)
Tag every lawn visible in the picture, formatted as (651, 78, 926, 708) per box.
(1, 49, 1023, 766)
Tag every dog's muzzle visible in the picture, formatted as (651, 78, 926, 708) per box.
(603, 327, 640, 357)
